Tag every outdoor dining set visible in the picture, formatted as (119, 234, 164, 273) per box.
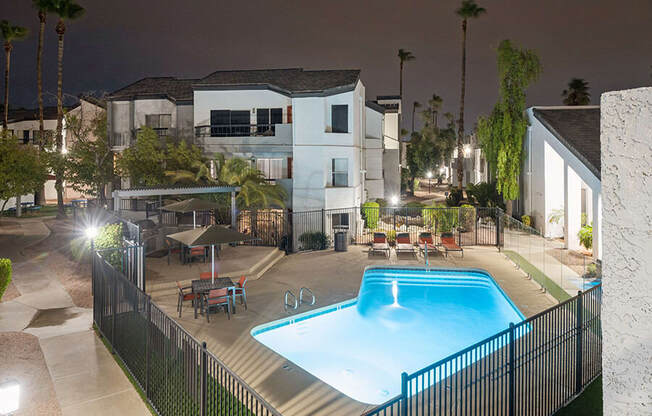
(176, 273, 248, 322)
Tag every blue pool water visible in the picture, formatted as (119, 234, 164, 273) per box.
(251, 267, 525, 404)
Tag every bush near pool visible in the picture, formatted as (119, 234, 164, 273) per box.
(0, 258, 12, 301)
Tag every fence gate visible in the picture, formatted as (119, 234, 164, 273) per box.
(237, 209, 290, 248)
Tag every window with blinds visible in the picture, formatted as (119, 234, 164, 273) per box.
(256, 158, 283, 180)
(331, 158, 348, 187)
(145, 114, 171, 129)
(331, 105, 348, 133)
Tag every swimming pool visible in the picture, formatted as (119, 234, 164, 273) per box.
(251, 266, 525, 404)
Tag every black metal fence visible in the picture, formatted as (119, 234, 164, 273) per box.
(364, 284, 602, 416)
(92, 251, 281, 416)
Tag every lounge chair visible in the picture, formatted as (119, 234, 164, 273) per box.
(370, 232, 390, 258)
(232, 275, 248, 310)
(441, 235, 463, 258)
(418, 232, 437, 254)
(176, 281, 197, 318)
(395, 233, 416, 257)
(199, 271, 218, 280)
(203, 288, 232, 322)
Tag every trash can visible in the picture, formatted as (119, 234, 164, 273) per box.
(334, 231, 348, 252)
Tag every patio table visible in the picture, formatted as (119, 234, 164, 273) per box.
(191, 278, 236, 318)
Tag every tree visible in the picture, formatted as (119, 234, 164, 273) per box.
(0, 133, 48, 215)
(33, 1, 56, 146)
(52, 0, 85, 218)
(1, 21, 28, 129)
(397, 49, 415, 99)
(411, 101, 421, 132)
(477, 39, 541, 215)
(562, 78, 590, 105)
(116, 127, 166, 187)
(455, 0, 486, 190)
(428, 94, 443, 127)
(65, 112, 113, 203)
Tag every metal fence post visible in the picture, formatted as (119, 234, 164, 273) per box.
(201, 341, 207, 416)
(475, 207, 478, 245)
(458, 208, 462, 246)
(401, 371, 408, 416)
(508, 322, 515, 416)
(145, 295, 151, 400)
(576, 290, 583, 394)
(111, 269, 117, 354)
(496, 209, 501, 249)
(321, 209, 325, 234)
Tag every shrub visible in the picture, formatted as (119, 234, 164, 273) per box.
(0, 258, 11, 301)
(375, 198, 388, 208)
(361, 201, 380, 229)
(298, 232, 330, 250)
(386, 230, 396, 244)
(459, 204, 476, 232)
(95, 223, 125, 268)
(578, 223, 593, 250)
(466, 182, 505, 208)
(521, 215, 532, 227)
(405, 201, 425, 208)
(445, 188, 463, 207)
(413, 178, 421, 192)
(423, 204, 459, 234)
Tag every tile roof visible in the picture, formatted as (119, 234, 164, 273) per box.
(108, 77, 198, 101)
(533, 107, 601, 179)
(7, 106, 63, 123)
(107, 68, 360, 101)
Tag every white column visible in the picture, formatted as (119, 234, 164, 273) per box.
(564, 162, 582, 250)
(592, 189, 602, 259)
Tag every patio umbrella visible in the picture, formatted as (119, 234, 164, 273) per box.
(166, 225, 256, 283)
(161, 198, 222, 228)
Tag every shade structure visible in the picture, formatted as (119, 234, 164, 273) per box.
(161, 198, 222, 228)
(166, 225, 256, 282)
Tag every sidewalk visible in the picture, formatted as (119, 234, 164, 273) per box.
(0, 218, 149, 416)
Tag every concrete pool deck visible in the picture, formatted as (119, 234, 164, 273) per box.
(149, 245, 556, 416)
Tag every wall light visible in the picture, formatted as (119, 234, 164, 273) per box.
(0, 380, 20, 415)
(463, 144, 471, 158)
(390, 195, 399, 206)
(85, 226, 98, 240)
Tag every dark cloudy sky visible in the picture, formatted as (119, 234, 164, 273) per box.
(2, 0, 651, 131)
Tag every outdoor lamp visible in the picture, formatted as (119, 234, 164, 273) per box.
(426, 171, 432, 179)
(0, 380, 20, 415)
(85, 226, 99, 240)
(463, 144, 471, 157)
(439, 167, 445, 174)
(390, 195, 399, 206)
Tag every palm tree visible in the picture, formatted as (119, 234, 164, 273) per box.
(52, 0, 85, 218)
(1, 21, 28, 129)
(455, 0, 485, 190)
(33, 1, 56, 146)
(428, 94, 443, 127)
(562, 78, 591, 105)
(411, 101, 421, 132)
(397, 49, 415, 99)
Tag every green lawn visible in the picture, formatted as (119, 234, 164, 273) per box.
(556, 376, 603, 415)
(502, 250, 571, 302)
(1, 204, 72, 218)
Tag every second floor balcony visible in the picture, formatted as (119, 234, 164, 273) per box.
(110, 127, 180, 149)
(195, 123, 292, 145)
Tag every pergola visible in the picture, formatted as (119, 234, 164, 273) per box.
(112, 185, 240, 228)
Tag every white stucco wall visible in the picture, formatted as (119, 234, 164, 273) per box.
(193, 89, 292, 127)
(601, 87, 652, 416)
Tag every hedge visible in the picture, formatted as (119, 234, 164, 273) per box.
(0, 258, 12, 301)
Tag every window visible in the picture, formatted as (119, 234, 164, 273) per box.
(256, 158, 283, 180)
(331, 105, 348, 133)
(22, 130, 30, 144)
(331, 158, 348, 187)
(210, 110, 250, 137)
(145, 114, 171, 129)
(256, 108, 282, 134)
(332, 213, 350, 229)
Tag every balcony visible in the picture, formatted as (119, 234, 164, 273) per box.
(195, 123, 293, 152)
(195, 124, 290, 138)
(110, 127, 178, 150)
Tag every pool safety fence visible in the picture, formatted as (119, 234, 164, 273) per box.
(363, 283, 602, 416)
(92, 250, 281, 416)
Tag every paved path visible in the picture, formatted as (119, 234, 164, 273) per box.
(0, 218, 149, 416)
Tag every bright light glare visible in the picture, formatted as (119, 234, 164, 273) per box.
(390, 195, 399, 206)
(463, 144, 471, 157)
(439, 167, 445, 173)
(426, 171, 432, 178)
(61, 147, 68, 154)
(85, 226, 98, 239)
(0, 380, 20, 414)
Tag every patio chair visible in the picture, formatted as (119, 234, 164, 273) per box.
(176, 281, 197, 318)
(203, 288, 232, 322)
(395, 233, 416, 257)
(418, 232, 437, 254)
(441, 235, 463, 258)
(165, 237, 181, 265)
(370, 232, 390, 258)
(199, 271, 218, 280)
(232, 275, 247, 310)
(188, 246, 207, 264)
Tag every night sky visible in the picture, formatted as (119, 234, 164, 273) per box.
(2, 0, 651, 132)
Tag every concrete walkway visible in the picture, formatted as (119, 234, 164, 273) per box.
(0, 218, 149, 416)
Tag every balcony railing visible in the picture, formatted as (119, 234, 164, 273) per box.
(110, 127, 177, 148)
(195, 124, 279, 138)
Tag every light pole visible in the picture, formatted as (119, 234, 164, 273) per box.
(426, 171, 433, 195)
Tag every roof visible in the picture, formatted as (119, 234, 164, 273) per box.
(7, 106, 62, 123)
(376, 95, 401, 100)
(108, 68, 360, 101)
(79, 95, 107, 109)
(107, 77, 198, 102)
(532, 106, 601, 179)
(195, 68, 360, 96)
(365, 100, 385, 114)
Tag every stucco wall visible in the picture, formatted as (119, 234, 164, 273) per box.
(601, 87, 652, 416)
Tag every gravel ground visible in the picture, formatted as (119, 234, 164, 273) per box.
(0, 332, 62, 415)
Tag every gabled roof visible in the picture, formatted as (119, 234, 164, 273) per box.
(365, 100, 385, 114)
(107, 77, 198, 102)
(532, 106, 601, 179)
(194, 68, 360, 96)
(7, 106, 62, 123)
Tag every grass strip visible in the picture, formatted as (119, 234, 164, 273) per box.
(503, 250, 571, 302)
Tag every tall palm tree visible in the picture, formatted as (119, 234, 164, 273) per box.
(397, 49, 415, 99)
(455, 0, 485, 190)
(411, 101, 421, 132)
(52, 0, 85, 217)
(1, 21, 28, 129)
(562, 78, 591, 105)
(33, 1, 56, 146)
(428, 94, 443, 127)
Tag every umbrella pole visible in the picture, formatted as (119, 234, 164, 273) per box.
(211, 244, 215, 284)
(193, 211, 196, 229)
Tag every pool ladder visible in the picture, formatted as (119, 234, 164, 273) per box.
(284, 287, 316, 312)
